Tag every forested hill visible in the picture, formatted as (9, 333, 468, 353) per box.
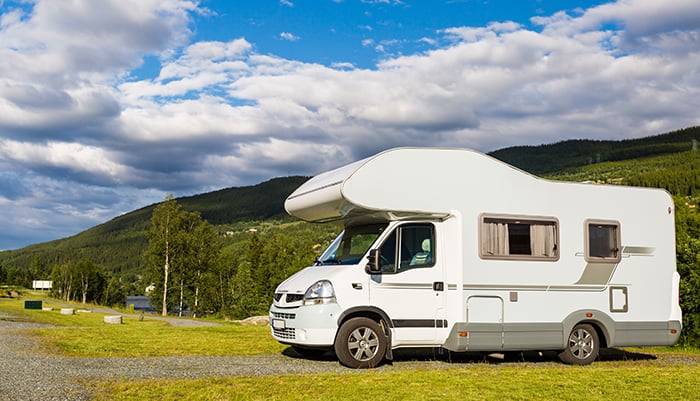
(489, 126, 700, 175)
(0, 176, 308, 274)
(2, 125, 699, 276)
(161, 176, 308, 225)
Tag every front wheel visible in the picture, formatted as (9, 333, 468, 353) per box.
(558, 323, 600, 365)
(334, 317, 387, 368)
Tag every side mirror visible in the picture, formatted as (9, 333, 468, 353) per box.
(365, 249, 381, 274)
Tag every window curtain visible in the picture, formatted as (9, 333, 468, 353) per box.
(484, 222, 509, 255)
(530, 224, 556, 257)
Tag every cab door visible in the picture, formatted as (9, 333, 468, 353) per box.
(368, 222, 446, 345)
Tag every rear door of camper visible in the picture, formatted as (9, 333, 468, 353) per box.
(368, 222, 446, 344)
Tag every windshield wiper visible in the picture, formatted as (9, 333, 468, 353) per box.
(315, 257, 343, 265)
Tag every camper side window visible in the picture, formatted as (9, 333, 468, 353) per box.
(585, 220, 621, 263)
(479, 215, 559, 261)
(378, 223, 435, 273)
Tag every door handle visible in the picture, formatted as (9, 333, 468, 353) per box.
(433, 282, 444, 292)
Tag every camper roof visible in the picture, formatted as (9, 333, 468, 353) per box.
(284, 147, 539, 223)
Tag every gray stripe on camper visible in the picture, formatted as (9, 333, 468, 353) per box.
(463, 284, 607, 292)
(375, 283, 434, 290)
(622, 246, 656, 255)
(575, 263, 617, 285)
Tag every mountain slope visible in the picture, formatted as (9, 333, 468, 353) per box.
(0, 176, 309, 274)
(488, 126, 700, 174)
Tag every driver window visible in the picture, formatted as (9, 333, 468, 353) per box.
(378, 224, 435, 273)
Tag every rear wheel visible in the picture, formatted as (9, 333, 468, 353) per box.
(334, 317, 387, 368)
(559, 323, 600, 365)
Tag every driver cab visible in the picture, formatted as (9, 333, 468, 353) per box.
(378, 223, 435, 273)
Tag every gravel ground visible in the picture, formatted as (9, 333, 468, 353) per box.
(0, 312, 353, 401)
(1, 310, 698, 401)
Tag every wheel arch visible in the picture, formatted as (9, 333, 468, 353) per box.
(562, 309, 613, 349)
(337, 306, 394, 360)
(338, 306, 393, 328)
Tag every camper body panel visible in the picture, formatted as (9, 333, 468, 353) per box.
(450, 174, 680, 351)
(271, 147, 681, 366)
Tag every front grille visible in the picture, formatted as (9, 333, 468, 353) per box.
(273, 293, 304, 304)
(273, 327, 296, 340)
(272, 312, 296, 320)
(286, 294, 304, 303)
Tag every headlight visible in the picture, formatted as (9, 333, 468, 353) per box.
(303, 280, 336, 305)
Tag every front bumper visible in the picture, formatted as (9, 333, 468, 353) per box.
(269, 303, 343, 347)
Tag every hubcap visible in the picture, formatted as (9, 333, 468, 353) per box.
(348, 327, 379, 361)
(569, 328, 594, 359)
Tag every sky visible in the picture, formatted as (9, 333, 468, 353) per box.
(0, 0, 699, 250)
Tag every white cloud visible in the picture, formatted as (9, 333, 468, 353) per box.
(361, 0, 404, 4)
(418, 37, 437, 46)
(0, 0, 699, 249)
(280, 32, 300, 41)
(331, 62, 356, 70)
(0, 0, 195, 83)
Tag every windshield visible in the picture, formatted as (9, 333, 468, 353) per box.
(317, 223, 388, 265)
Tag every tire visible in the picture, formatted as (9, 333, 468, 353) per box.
(334, 317, 387, 368)
(558, 323, 600, 365)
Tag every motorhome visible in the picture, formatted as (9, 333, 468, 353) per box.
(269, 147, 682, 368)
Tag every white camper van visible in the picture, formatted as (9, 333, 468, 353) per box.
(269, 147, 682, 368)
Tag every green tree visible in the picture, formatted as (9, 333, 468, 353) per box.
(215, 239, 249, 318)
(185, 219, 221, 318)
(51, 262, 76, 301)
(229, 259, 256, 319)
(145, 195, 220, 317)
(230, 230, 320, 317)
(246, 233, 267, 314)
(102, 274, 125, 307)
(74, 259, 107, 304)
(145, 194, 183, 316)
(0, 264, 6, 284)
(29, 257, 47, 281)
(5, 266, 31, 288)
(675, 197, 700, 346)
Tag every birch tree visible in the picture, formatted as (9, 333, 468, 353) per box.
(76, 259, 97, 304)
(50, 262, 75, 301)
(186, 219, 220, 318)
(145, 195, 219, 317)
(146, 194, 183, 316)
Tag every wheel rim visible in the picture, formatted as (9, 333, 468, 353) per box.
(347, 326, 380, 361)
(568, 328, 594, 360)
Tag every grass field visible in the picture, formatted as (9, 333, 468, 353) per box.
(3, 295, 699, 401)
(87, 362, 700, 401)
(0, 296, 285, 357)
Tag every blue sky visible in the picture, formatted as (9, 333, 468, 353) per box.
(187, 1, 608, 69)
(0, 0, 698, 250)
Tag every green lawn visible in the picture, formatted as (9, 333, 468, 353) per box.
(0, 296, 284, 357)
(88, 362, 700, 401)
(4, 296, 699, 401)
